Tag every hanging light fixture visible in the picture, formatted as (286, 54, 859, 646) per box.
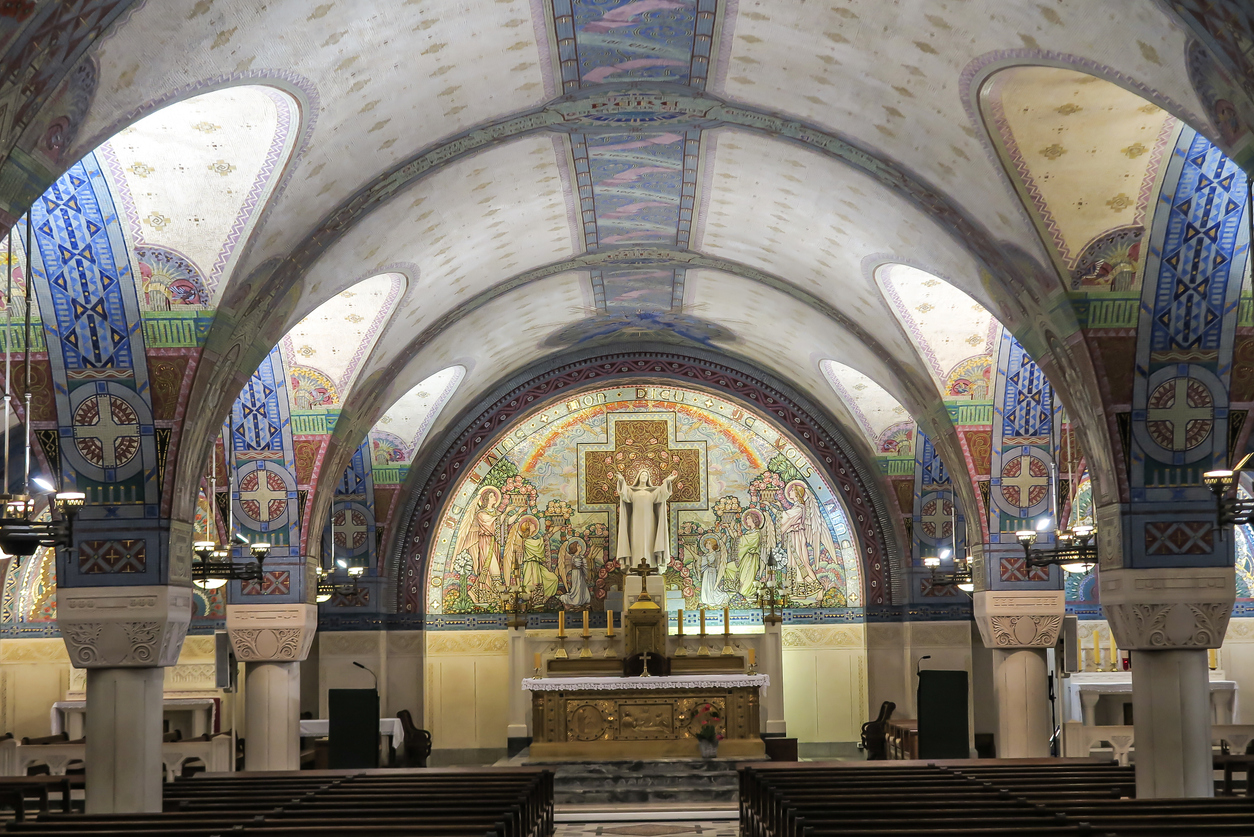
(191, 539, 269, 589)
(922, 491, 974, 593)
(0, 213, 86, 562)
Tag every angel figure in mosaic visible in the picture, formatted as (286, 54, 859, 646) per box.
(451, 486, 505, 601)
(777, 481, 834, 597)
(559, 537, 591, 608)
(698, 533, 732, 608)
(737, 507, 776, 597)
(512, 516, 560, 604)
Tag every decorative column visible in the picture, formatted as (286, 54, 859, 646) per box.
(761, 620, 786, 736)
(227, 603, 318, 771)
(1103, 566, 1234, 798)
(57, 585, 192, 813)
(973, 590, 1064, 758)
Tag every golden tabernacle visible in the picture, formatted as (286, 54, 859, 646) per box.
(524, 674, 768, 759)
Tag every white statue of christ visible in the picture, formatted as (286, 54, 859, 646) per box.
(615, 469, 677, 569)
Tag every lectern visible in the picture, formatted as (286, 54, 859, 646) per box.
(328, 688, 379, 769)
(917, 669, 968, 759)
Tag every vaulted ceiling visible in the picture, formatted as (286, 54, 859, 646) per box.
(3, 0, 1252, 560)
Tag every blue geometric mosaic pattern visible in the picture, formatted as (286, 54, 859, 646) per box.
(336, 441, 371, 498)
(231, 346, 289, 457)
(1147, 130, 1249, 355)
(1000, 333, 1054, 439)
(918, 432, 949, 487)
(553, 0, 716, 93)
(329, 440, 377, 564)
(30, 154, 140, 374)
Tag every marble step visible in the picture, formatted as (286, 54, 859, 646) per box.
(549, 758, 741, 777)
(557, 771, 737, 790)
(554, 787, 739, 805)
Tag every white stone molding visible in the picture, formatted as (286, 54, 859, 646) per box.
(973, 590, 1065, 648)
(226, 604, 317, 663)
(1100, 567, 1235, 649)
(56, 586, 193, 668)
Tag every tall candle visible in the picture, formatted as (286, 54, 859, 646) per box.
(558, 611, 565, 637)
(1091, 629, 1100, 671)
(748, 648, 756, 666)
(533, 652, 541, 671)
(699, 609, 706, 635)
(723, 607, 730, 634)
(1210, 648, 1219, 670)
(582, 610, 590, 638)
(1109, 633, 1117, 671)
(606, 610, 615, 637)
(677, 609, 684, 636)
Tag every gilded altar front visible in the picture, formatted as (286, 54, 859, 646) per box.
(525, 676, 766, 759)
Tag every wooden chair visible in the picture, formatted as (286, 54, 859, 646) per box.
(859, 700, 894, 760)
(395, 710, 432, 768)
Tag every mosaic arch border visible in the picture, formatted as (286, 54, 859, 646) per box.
(387, 345, 903, 615)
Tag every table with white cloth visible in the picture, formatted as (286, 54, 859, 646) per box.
(522, 674, 768, 759)
(1063, 671, 1238, 726)
(299, 718, 405, 765)
(52, 698, 218, 740)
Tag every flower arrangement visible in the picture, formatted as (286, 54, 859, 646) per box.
(694, 704, 724, 743)
(544, 499, 574, 518)
(712, 495, 742, 516)
(499, 475, 538, 509)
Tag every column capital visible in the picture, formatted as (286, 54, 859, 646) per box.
(1101, 566, 1234, 650)
(226, 603, 317, 662)
(973, 590, 1065, 649)
(56, 585, 192, 668)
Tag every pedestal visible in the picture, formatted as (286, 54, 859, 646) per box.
(85, 668, 164, 813)
(972, 590, 1064, 759)
(761, 621, 785, 736)
(1131, 649, 1213, 798)
(227, 604, 317, 772)
(56, 584, 192, 814)
(244, 661, 301, 771)
(991, 648, 1051, 758)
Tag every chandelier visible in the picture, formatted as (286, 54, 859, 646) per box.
(923, 551, 975, 593)
(1016, 524, 1097, 573)
(192, 539, 270, 590)
(1204, 454, 1254, 529)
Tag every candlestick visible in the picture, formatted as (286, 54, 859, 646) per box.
(533, 652, 541, 674)
(606, 610, 615, 637)
(558, 610, 565, 638)
(748, 648, 756, 666)
(581, 610, 590, 638)
(554, 636, 568, 659)
(1091, 629, 1101, 671)
(676, 609, 684, 636)
(699, 608, 706, 634)
(698, 608, 709, 656)
(1108, 634, 1118, 672)
(721, 607, 733, 655)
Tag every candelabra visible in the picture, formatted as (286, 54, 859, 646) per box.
(922, 552, 975, 593)
(0, 490, 85, 561)
(192, 540, 271, 589)
(1016, 525, 1097, 573)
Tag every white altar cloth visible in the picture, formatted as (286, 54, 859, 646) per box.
(522, 674, 769, 691)
(299, 718, 404, 751)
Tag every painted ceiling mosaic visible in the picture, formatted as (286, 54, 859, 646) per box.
(427, 384, 862, 614)
(0, 0, 1248, 619)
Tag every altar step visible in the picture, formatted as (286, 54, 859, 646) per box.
(545, 758, 741, 806)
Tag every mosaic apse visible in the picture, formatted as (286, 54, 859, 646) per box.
(425, 384, 862, 615)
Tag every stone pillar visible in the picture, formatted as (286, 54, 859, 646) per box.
(1103, 566, 1234, 798)
(507, 625, 531, 755)
(227, 603, 317, 771)
(973, 590, 1064, 758)
(57, 585, 192, 813)
(762, 620, 786, 736)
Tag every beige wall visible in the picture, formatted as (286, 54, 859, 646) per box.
(423, 630, 509, 751)
(781, 624, 867, 743)
(317, 631, 424, 723)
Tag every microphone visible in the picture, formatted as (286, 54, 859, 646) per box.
(352, 661, 378, 690)
(916, 655, 932, 676)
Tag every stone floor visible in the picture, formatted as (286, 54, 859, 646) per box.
(555, 822, 738, 837)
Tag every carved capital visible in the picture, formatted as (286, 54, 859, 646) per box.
(56, 585, 193, 668)
(973, 590, 1065, 648)
(1100, 567, 1235, 650)
(226, 604, 317, 662)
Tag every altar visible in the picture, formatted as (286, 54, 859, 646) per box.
(523, 674, 769, 759)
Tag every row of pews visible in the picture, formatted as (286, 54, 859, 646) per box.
(740, 758, 1254, 837)
(2, 767, 553, 837)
